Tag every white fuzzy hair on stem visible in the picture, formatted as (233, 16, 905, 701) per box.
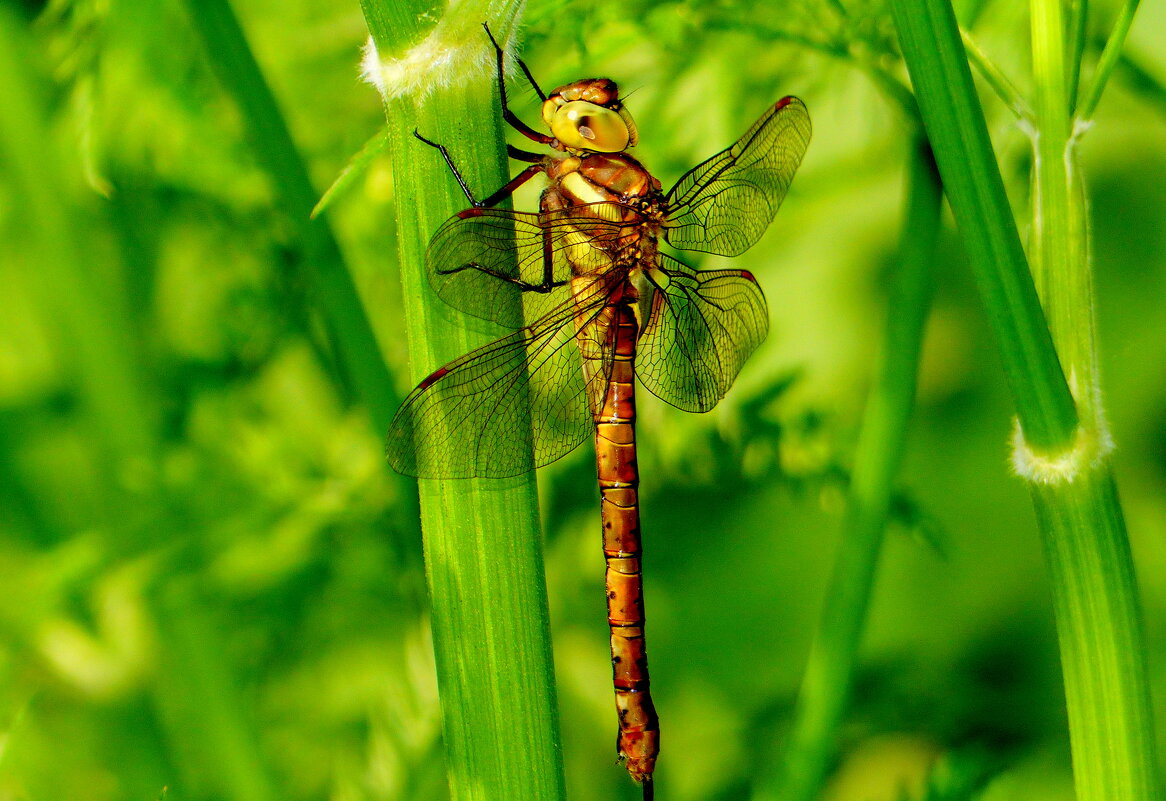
(361, 14, 517, 101)
(1011, 370, 1114, 484)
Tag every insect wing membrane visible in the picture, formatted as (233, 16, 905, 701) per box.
(425, 209, 566, 328)
(385, 289, 615, 478)
(663, 96, 811, 257)
(426, 206, 633, 327)
(637, 254, 769, 412)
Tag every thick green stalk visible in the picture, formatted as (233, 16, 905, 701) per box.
(760, 137, 942, 801)
(1029, 471, 1158, 800)
(1026, 2, 1159, 799)
(889, 2, 1159, 800)
(888, 0, 1078, 451)
(360, 5, 565, 801)
(181, 0, 397, 430)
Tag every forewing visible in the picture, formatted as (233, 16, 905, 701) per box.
(636, 254, 769, 413)
(663, 96, 811, 257)
(426, 205, 633, 328)
(385, 286, 615, 479)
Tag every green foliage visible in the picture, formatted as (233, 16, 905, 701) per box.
(2, 1, 1164, 801)
(907, 749, 1000, 801)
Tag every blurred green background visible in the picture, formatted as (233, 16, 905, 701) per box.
(1, 0, 1164, 799)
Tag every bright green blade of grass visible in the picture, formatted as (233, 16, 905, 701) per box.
(359, 4, 566, 800)
(312, 125, 390, 219)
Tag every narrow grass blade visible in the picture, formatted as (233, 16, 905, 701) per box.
(312, 125, 390, 219)
(1078, 0, 1142, 120)
(179, 0, 398, 430)
(759, 135, 943, 801)
(887, 0, 1077, 451)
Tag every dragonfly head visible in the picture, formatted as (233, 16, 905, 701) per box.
(542, 78, 639, 154)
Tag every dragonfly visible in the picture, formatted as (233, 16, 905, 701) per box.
(386, 24, 810, 796)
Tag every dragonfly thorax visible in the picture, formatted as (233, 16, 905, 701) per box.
(547, 153, 662, 212)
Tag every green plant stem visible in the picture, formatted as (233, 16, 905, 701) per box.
(762, 136, 942, 801)
(1032, 470, 1158, 800)
(360, 5, 566, 801)
(151, 579, 279, 801)
(1029, 0, 1096, 426)
(888, 0, 1077, 451)
(890, 2, 1160, 800)
(1078, 0, 1142, 120)
(181, 0, 397, 431)
(961, 27, 1033, 118)
(1028, 3, 1159, 799)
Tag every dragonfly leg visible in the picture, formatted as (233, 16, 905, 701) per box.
(483, 22, 547, 102)
(507, 144, 544, 164)
(482, 22, 553, 144)
(414, 135, 543, 208)
(413, 130, 481, 206)
(436, 261, 567, 294)
(478, 164, 543, 207)
(515, 54, 546, 102)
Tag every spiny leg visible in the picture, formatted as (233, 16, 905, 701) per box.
(413, 132, 542, 209)
(481, 22, 552, 144)
(507, 144, 544, 164)
(515, 53, 546, 102)
(482, 21, 546, 101)
(413, 130, 480, 206)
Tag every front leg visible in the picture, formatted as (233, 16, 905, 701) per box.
(414, 132, 543, 209)
(482, 23, 553, 145)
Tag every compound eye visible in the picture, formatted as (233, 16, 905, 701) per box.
(550, 101, 630, 153)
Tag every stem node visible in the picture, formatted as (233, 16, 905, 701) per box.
(361, 18, 499, 102)
(1011, 419, 1113, 485)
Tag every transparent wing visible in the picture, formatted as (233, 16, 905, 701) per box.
(636, 254, 769, 413)
(385, 282, 616, 479)
(426, 205, 634, 328)
(663, 96, 811, 257)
